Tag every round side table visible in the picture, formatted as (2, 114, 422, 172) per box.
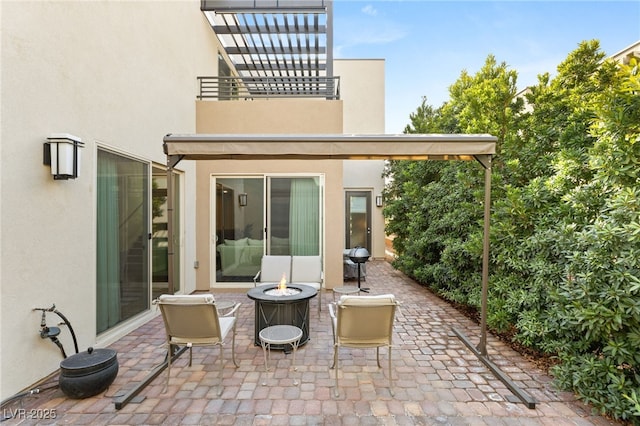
(332, 285, 360, 301)
(215, 300, 235, 315)
(259, 325, 303, 386)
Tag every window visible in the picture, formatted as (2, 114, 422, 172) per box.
(213, 175, 323, 284)
(97, 149, 149, 333)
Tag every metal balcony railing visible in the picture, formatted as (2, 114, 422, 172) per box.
(197, 76, 340, 100)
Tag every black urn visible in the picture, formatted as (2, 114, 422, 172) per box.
(59, 347, 118, 399)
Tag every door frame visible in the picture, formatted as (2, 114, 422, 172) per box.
(345, 190, 372, 251)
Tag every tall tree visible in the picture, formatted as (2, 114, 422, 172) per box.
(385, 56, 520, 304)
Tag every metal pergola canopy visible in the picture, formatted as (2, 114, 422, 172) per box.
(155, 132, 535, 410)
(201, 0, 332, 81)
(163, 133, 497, 163)
(162, 132, 497, 354)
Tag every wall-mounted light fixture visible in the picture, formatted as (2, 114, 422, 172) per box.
(238, 193, 248, 206)
(375, 195, 383, 207)
(44, 133, 84, 180)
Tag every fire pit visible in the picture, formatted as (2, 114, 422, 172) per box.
(265, 286, 301, 297)
(247, 279, 317, 349)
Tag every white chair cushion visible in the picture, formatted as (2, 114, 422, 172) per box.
(339, 294, 395, 306)
(260, 256, 292, 282)
(291, 256, 322, 282)
(159, 294, 215, 305)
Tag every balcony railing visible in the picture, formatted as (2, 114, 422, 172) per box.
(197, 76, 340, 100)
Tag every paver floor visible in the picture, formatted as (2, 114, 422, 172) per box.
(3, 261, 621, 425)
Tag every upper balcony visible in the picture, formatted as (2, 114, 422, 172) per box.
(197, 75, 340, 100)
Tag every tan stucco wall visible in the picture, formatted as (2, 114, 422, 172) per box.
(196, 99, 343, 134)
(0, 1, 216, 399)
(195, 99, 345, 291)
(335, 59, 387, 259)
(335, 59, 385, 134)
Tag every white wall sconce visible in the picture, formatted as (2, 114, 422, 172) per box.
(44, 133, 84, 180)
(375, 195, 383, 207)
(238, 193, 248, 206)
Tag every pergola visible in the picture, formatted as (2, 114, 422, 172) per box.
(154, 133, 536, 410)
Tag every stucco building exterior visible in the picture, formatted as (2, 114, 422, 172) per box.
(0, 0, 386, 399)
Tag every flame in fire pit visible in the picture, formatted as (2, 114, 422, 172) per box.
(265, 273, 301, 296)
(278, 273, 287, 291)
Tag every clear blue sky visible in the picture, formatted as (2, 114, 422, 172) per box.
(332, 1, 640, 133)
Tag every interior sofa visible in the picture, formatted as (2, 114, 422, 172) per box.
(216, 238, 264, 277)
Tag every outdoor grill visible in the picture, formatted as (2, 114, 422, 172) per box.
(348, 247, 370, 292)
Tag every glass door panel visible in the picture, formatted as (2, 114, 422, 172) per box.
(215, 177, 264, 282)
(346, 191, 371, 251)
(268, 177, 320, 256)
(97, 149, 149, 334)
(151, 167, 180, 299)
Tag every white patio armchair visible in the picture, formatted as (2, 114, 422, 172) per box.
(328, 294, 399, 397)
(156, 294, 241, 396)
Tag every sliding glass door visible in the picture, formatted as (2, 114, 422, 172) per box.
(97, 149, 149, 334)
(213, 175, 322, 284)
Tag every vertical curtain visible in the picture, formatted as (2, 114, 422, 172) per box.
(97, 152, 121, 333)
(289, 177, 319, 255)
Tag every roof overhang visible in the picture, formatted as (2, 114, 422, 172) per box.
(163, 133, 497, 162)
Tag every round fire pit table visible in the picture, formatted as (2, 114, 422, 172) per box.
(247, 284, 317, 349)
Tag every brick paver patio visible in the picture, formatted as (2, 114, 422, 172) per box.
(3, 261, 620, 425)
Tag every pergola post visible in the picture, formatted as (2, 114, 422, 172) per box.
(453, 154, 536, 409)
(477, 154, 492, 356)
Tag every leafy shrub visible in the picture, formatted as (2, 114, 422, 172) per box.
(384, 42, 640, 421)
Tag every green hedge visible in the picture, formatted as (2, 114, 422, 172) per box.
(384, 41, 640, 422)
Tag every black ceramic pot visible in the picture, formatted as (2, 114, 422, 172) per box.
(59, 347, 118, 399)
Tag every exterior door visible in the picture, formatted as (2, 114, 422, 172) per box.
(151, 166, 181, 299)
(345, 191, 371, 251)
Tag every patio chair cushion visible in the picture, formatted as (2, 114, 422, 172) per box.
(255, 255, 292, 285)
(159, 294, 215, 305)
(336, 294, 397, 345)
(291, 255, 322, 290)
(338, 294, 395, 306)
